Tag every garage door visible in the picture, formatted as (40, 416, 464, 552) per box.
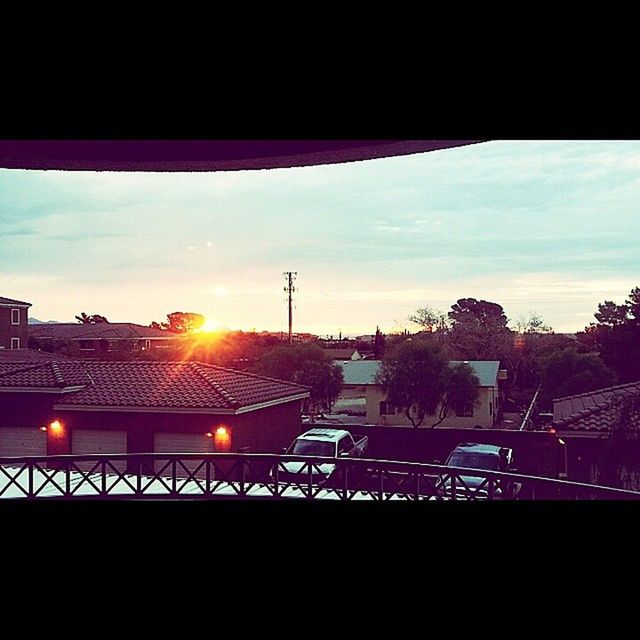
(154, 432, 214, 479)
(71, 429, 127, 473)
(0, 427, 47, 458)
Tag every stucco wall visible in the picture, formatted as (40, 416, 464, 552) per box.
(365, 385, 497, 428)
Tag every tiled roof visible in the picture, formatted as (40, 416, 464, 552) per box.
(0, 361, 93, 389)
(0, 296, 31, 306)
(28, 323, 181, 340)
(0, 349, 78, 363)
(54, 361, 309, 411)
(0, 351, 309, 411)
(553, 381, 640, 432)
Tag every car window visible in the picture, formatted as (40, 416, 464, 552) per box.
(290, 440, 334, 457)
(338, 436, 352, 454)
(447, 452, 499, 471)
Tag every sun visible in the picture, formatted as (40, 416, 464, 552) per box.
(197, 318, 219, 333)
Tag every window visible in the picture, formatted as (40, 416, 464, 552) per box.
(456, 403, 474, 417)
(11, 337, 20, 349)
(11, 309, 20, 325)
(380, 401, 396, 415)
(338, 436, 352, 455)
(79, 340, 95, 350)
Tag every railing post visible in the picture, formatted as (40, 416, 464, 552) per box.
(28, 462, 34, 499)
(66, 458, 72, 498)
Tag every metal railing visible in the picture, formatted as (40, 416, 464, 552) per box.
(1, 453, 639, 500)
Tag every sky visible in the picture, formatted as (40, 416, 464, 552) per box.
(1, 140, 639, 336)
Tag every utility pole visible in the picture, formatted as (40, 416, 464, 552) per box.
(283, 271, 297, 344)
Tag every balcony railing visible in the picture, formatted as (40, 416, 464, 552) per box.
(1, 453, 638, 500)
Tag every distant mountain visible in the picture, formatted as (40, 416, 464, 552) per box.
(28, 318, 61, 325)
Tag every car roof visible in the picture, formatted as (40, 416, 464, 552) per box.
(450, 443, 512, 456)
(299, 428, 351, 442)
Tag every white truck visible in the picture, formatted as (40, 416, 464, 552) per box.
(277, 428, 369, 486)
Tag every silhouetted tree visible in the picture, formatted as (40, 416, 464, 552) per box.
(539, 347, 617, 410)
(150, 312, 205, 334)
(408, 305, 449, 333)
(447, 297, 513, 362)
(373, 326, 385, 359)
(376, 339, 479, 428)
(576, 286, 640, 383)
(253, 343, 343, 414)
(75, 312, 109, 324)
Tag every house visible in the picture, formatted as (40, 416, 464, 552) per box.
(28, 322, 184, 357)
(0, 296, 31, 350)
(0, 350, 309, 470)
(328, 348, 363, 361)
(552, 381, 640, 486)
(333, 359, 503, 428)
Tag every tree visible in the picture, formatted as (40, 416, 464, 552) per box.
(576, 286, 640, 383)
(151, 312, 205, 334)
(253, 343, 344, 414)
(376, 339, 479, 428)
(447, 297, 513, 362)
(513, 312, 552, 334)
(539, 347, 618, 410)
(75, 312, 109, 324)
(373, 326, 385, 359)
(408, 305, 449, 333)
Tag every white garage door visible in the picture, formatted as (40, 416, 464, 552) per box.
(0, 427, 47, 458)
(154, 432, 214, 479)
(72, 429, 127, 472)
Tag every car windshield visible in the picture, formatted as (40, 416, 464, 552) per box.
(447, 452, 499, 471)
(289, 440, 335, 457)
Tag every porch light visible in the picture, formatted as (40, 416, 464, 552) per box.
(205, 432, 213, 438)
(40, 426, 47, 432)
(214, 425, 231, 451)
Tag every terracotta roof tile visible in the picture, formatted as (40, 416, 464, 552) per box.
(553, 380, 640, 432)
(0, 352, 309, 411)
(55, 361, 309, 411)
(0, 361, 93, 389)
(28, 323, 181, 340)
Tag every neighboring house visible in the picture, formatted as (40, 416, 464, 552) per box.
(0, 350, 309, 470)
(331, 359, 379, 415)
(28, 322, 184, 357)
(333, 360, 503, 428)
(552, 381, 640, 485)
(0, 296, 31, 350)
(328, 348, 363, 361)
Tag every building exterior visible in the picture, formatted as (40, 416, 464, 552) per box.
(28, 322, 184, 357)
(552, 381, 640, 486)
(328, 349, 363, 361)
(0, 296, 31, 350)
(333, 360, 502, 428)
(0, 351, 309, 469)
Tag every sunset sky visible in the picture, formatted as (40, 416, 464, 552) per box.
(1, 140, 639, 336)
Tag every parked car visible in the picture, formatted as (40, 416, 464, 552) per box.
(274, 428, 369, 486)
(436, 443, 519, 499)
